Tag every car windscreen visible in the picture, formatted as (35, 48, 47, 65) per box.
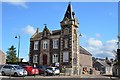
(47, 68, 53, 70)
(0, 65, 4, 69)
(14, 66, 23, 69)
(55, 68, 59, 70)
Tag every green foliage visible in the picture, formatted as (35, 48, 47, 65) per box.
(6, 45, 18, 63)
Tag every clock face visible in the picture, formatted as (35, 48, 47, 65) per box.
(64, 21, 67, 24)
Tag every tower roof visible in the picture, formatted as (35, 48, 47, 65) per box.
(63, 2, 75, 20)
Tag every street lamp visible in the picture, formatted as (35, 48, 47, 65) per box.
(15, 35, 20, 63)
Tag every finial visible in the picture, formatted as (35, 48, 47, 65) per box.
(44, 24, 47, 28)
(36, 28, 40, 33)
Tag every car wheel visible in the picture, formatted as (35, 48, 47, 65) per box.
(44, 72, 48, 76)
(14, 72, 18, 77)
(1, 71, 5, 76)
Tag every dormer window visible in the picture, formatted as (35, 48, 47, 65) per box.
(43, 40, 48, 49)
(34, 41, 39, 50)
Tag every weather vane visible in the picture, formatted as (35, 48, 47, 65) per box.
(44, 24, 47, 26)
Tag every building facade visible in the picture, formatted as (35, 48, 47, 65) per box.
(93, 60, 112, 75)
(29, 3, 92, 75)
(79, 46, 92, 74)
(0, 50, 6, 64)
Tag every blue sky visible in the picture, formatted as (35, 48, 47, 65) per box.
(2, 2, 118, 61)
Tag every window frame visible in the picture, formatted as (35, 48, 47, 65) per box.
(53, 39, 59, 49)
(52, 54, 58, 63)
(33, 55, 38, 63)
(64, 39, 68, 48)
(43, 40, 48, 49)
(34, 41, 39, 50)
(63, 51, 69, 62)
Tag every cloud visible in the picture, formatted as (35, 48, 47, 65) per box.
(23, 25, 36, 35)
(84, 38, 117, 58)
(87, 38, 103, 47)
(95, 33, 101, 38)
(3, 0, 28, 8)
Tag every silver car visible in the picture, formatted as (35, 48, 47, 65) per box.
(46, 67, 60, 76)
(0, 65, 4, 76)
(1, 64, 27, 76)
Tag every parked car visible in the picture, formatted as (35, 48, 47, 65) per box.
(37, 66, 47, 75)
(23, 66, 39, 75)
(1, 64, 27, 76)
(46, 67, 60, 76)
(0, 65, 4, 76)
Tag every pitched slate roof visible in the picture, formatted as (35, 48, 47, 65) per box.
(31, 29, 61, 39)
(97, 60, 110, 67)
(80, 46, 92, 56)
(63, 3, 74, 20)
(51, 30, 61, 35)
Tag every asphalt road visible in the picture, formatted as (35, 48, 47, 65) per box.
(0, 75, 120, 80)
(1, 78, 119, 80)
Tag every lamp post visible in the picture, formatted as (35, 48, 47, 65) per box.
(78, 33, 82, 75)
(15, 35, 20, 63)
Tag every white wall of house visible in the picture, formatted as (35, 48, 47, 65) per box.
(0, 50, 6, 64)
(105, 67, 112, 75)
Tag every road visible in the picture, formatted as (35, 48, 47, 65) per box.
(0, 75, 120, 80)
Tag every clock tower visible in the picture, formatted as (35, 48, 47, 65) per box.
(60, 3, 80, 75)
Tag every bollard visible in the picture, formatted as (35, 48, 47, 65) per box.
(34, 69, 36, 77)
(23, 70, 25, 78)
(9, 69, 11, 79)
(44, 69, 46, 77)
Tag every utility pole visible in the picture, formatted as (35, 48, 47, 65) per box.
(117, 36, 120, 62)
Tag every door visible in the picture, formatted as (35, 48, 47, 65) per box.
(43, 54, 47, 65)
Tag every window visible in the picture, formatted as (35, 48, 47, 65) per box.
(43, 41, 48, 49)
(64, 39, 68, 48)
(53, 39, 59, 49)
(63, 51, 69, 62)
(52, 54, 58, 63)
(34, 41, 39, 50)
(33, 55, 38, 63)
(3, 65, 9, 69)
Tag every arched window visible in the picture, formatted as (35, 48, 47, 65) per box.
(52, 54, 58, 63)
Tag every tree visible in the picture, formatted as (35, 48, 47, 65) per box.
(6, 45, 18, 63)
(112, 49, 120, 65)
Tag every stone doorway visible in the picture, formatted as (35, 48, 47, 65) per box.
(43, 54, 47, 65)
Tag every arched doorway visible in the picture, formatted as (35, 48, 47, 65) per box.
(43, 54, 47, 65)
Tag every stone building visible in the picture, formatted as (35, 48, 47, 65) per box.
(29, 3, 92, 75)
